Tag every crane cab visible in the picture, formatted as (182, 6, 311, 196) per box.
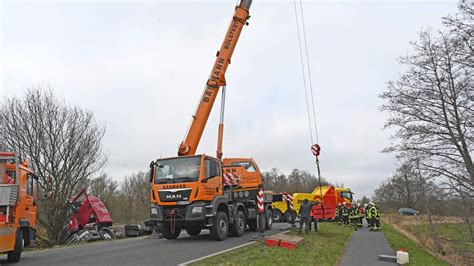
(150, 154, 223, 206)
(0, 152, 38, 263)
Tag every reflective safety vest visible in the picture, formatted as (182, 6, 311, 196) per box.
(369, 206, 379, 218)
(342, 207, 349, 216)
(350, 207, 359, 218)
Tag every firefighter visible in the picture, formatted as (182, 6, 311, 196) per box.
(357, 203, 364, 228)
(298, 199, 312, 235)
(369, 203, 380, 231)
(350, 203, 359, 231)
(335, 203, 342, 225)
(310, 200, 320, 232)
(367, 202, 374, 230)
(363, 203, 369, 226)
(341, 202, 349, 227)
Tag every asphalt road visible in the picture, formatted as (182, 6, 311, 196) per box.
(340, 220, 396, 266)
(1, 223, 286, 266)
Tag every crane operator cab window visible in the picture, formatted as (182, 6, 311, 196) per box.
(229, 161, 256, 172)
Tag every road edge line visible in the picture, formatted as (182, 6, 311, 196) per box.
(178, 230, 291, 266)
(178, 242, 255, 266)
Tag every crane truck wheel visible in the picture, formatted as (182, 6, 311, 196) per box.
(229, 211, 246, 237)
(7, 229, 23, 263)
(99, 228, 116, 240)
(272, 209, 282, 223)
(247, 219, 257, 231)
(265, 209, 273, 230)
(161, 222, 181, 239)
(210, 211, 229, 241)
(186, 228, 201, 236)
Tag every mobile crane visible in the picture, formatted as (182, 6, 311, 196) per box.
(0, 152, 38, 263)
(149, 0, 273, 241)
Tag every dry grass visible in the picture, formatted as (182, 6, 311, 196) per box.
(384, 213, 473, 266)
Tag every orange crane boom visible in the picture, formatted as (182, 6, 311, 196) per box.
(178, 0, 252, 158)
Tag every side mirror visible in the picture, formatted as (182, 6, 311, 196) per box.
(149, 161, 155, 183)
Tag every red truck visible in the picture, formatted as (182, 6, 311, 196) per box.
(310, 186, 353, 220)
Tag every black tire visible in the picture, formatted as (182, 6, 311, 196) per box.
(161, 222, 181, 239)
(272, 209, 282, 223)
(229, 211, 246, 237)
(210, 211, 229, 241)
(186, 228, 201, 236)
(265, 209, 273, 230)
(99, 228, 116, 240)
(7, 230, 23, 263)
(247, 218, 258, 231)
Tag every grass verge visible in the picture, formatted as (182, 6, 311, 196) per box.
(192, 222, 353, 266)
(381, 220, 448, 266)
(408, 222, 474, 265)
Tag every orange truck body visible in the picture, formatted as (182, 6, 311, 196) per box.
(0, 152, 38, 263)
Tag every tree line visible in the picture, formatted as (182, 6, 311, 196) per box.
(261, 167, 332, 194)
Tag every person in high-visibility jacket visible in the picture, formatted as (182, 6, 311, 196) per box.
(363, 203, 369, 226)
(349, 203, 359, 230)
(367, 202, 373, 229)
(341, 202, 349, 226)
(357, 203, 364, 227)
(368, 202, 380, 231)
(335, 203, 341, 225)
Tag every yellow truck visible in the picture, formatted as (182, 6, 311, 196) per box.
(272, 186, 353, 222)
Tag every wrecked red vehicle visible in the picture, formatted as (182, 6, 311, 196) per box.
(58, 188, 116, 244)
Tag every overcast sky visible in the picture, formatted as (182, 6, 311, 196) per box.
(1, 0, 459, 198)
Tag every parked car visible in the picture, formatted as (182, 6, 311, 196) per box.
(398, 208, 419, 216)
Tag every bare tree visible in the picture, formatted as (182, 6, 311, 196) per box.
(380, 3, 473, 250)
(374, 162, 423, 210)
(0, 87, 106, 243)
(113, 171, 150, 224)
(380, 4, 473, 195)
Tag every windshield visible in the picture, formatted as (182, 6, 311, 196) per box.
(340, 192, 352, 201)
(229, 161, 256, 172)
(154, 156, 201, 184)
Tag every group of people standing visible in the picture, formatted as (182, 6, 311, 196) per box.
(285, 199, 381, 236)
(335, 201, 380, 231)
